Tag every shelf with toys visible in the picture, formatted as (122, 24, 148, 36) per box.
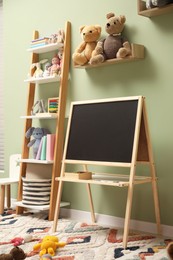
(16, 22, 71, 220)
(74, 44, 144, 69)
(73, 13, 145, 69)
(24, 75, 60, 84)
(27, 42, 64, 54)
(20, 113, 58, 119)
(138, 0, 173, 17)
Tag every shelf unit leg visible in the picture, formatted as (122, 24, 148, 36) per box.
(0, 185, 5, 214)
(6, 184, 11, 208)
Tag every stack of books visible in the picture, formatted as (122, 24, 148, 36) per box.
(30, 37, 50, 49)
(36, 134, 56, 161)
(48, 97, 59, 113)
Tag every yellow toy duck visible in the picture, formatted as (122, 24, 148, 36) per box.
(33, 235, 66, 257)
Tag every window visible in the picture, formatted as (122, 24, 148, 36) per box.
(0, 0, 4, 172)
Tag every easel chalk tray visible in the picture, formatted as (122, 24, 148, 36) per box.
(64, 171, 92, 180)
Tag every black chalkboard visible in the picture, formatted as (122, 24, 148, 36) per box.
(66, 99, 138, 163)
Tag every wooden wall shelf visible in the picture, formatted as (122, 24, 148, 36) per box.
(138, 0, 173, 17)
(74, 44, 144, 69)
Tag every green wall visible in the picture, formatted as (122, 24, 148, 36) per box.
(3, 0, 173, 226)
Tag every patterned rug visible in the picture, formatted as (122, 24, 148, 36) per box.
(0, 209, 172, 259)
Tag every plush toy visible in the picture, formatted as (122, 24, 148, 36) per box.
(33, 235, 66, 257)
(72, 24, 101, 65)
(0, 246, 26, 260)
(49, 54, 61, 76)
(48, 29, 65, 44)
(90, 12, 131, 65)
(25, 127, 50, 158)
(167, 242, 173, 259)
(146, 0, 173, 8)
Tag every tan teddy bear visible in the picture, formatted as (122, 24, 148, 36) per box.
(90, 13, 131, 65)
(72, 25, 101, 66)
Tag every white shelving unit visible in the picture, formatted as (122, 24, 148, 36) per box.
(16, 21, 71, 220)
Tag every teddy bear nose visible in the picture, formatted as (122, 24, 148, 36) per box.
(83, 33, 85, 35)
(107, 23, 110, 27)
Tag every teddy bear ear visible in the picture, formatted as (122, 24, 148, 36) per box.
(79, 26, 85, 33)
(95, 25, 102, 34)
(119, 15, 126, 24)
(106, 12, 115, 19)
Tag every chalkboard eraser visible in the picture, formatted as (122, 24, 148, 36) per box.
(65, 171, 92, 180)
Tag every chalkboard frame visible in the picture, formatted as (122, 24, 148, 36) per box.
(63, 96, 144, 167)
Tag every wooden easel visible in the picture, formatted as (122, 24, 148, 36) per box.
(52, 96, 161, 248)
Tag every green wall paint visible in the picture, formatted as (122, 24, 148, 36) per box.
(3, 0, 173, 226)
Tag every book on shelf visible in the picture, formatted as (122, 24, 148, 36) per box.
(36, 137, 44, 160)
(46, 134, 56, 161)
(35, 134, 55, 161)
(31, 37, 49, 43)
(30, 42, 48, 48)
(40, 136, 47, 160)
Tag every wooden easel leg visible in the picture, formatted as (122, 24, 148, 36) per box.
(143, 100, 161, 234)
(123, 182, 134, 248)
(150, 164, 162, 234)
(6, 185, 11, 209)
(0, 185, 5, 214)
(83, 164, 96, 223)
(52, 180, 63, 232)
(86, 183, 96, 223)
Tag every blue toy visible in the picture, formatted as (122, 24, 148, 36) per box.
(25, 127, 50, 159)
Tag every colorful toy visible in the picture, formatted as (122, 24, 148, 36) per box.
(43, 62, 51, 77)
(25, 127, 50, 158)
(48, 29, 65, 44)
(30, 59, 48, 78)
(49, 55, 60, 76)
(0, 246, 26, 260)
(48, 97, 59, 113)
(72, 24, 101, 65)
(57, 47, 64, 72)
(33, 235, 66, 257)
(90, 12, 131, 65)
(31, 99, 46, 115)
(146, 0, 173, 8)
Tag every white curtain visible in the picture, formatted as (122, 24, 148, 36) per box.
(0, 0, 4, 172)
